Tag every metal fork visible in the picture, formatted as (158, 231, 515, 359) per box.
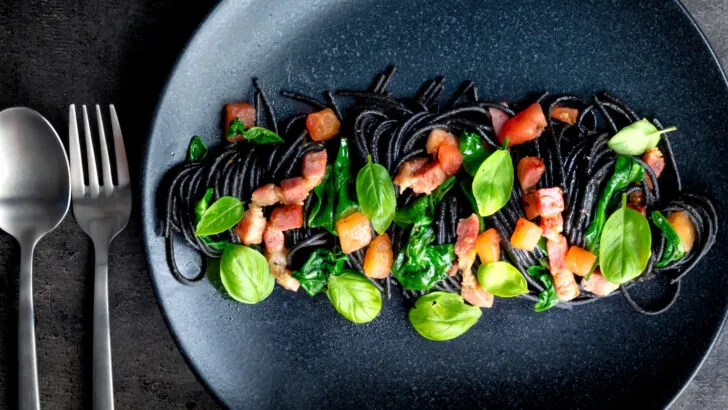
(69, 104, 131, 410)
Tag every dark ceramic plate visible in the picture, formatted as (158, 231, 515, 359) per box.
(142, 0, 728, 408)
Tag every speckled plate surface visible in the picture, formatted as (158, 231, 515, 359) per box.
(142, 0, 728, 408)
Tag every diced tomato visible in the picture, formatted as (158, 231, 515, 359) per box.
(437, 143, 463, 175)
(510, 218, 543, 251)
(336, 211, 372, 254)
(410, 162, 448, 195)
(550, 105, 579, 125)
(363, 233, 393, 279)
(225, 103, 256, 141)
(642, 147, 665, 190)
(668, 211, 696, 252)
(280, 177, 310, 205)
(235, 205, 266, 245)
(488, 106, 511, 136)
(426, 129, 458, 154)
(461, 269, 494, 308)
(530, 187, 565, 218)
(581, 269, 619, 296)
(522, 192, 540, 220)
(301, 150, 328, 188)
(305, 108, 340, 141)
(455, 214, 480, 272)
(547, 234, 580, 301)
(476, 228, 501, 265)
(565, 245, 597, 277)
(251, 184, 282, 207)
(269, 204, 303, 231)
(393, 157, 429, 192)
(540, 214, 564, 240)
(263, 226, 285, 253)
(497, 103, 547, 147)
(516, 156, 545, 191)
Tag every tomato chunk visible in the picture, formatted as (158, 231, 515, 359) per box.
(225, 103, 256, 141)
(475, 228, 501, 264)
(497, 103, 547, 147)
(522, 192, 540, 220)
(540, 214, 564, 240)
(530, 187, 564, 218)
(437, 143, 463, 175)
(336, 211, 372, 254)
(516, 156, 545, 192)
(363, 233, 393, 279)
(668, 211, 696, 252)
(488, 106, 511, 136)
(235, 205, 266, 245)
(426, 129, 458, 154)
(280, 177, 310, 205)
(269, 204, 303, 231)
(550, 105, 579, 125)
(306, 108, 340, 141)
(510, 218, 543, 251)
(581, 270, 619, 296)
(565, 245, 597, 277)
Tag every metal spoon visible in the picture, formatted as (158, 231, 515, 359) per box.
(0, 107, 70, 410)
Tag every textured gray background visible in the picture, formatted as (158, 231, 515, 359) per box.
(0, 0, 725, 409)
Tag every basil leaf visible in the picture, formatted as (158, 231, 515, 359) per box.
(356, 156, 396, 234)
(459, 180, 485, 232)
(187, 135, 208, 162)
(651, 210, 685, 268)
(408, 292, 482, 341)
(195, 196, 244, 236)
(308, 165, 336, 235)
(327, 271, 382, 323)
(220, 244, 274, 304)
(242, 126, 285, 144)
(292, 248, 348, 296)
(194, 188, 229, 250)
(526, 265, 559, 312)
(599, 195, 652, 284)
(584, 156, 644, 251)
(392, 217, 455, 290)
(607, 118, 677, 156)
(394, 176, 455, 227)
(226, 118, 246, 140)
(334, 138, 358, 221)
(472, 149, 514, 217)
(476, 261, 528, 297)
(459, 131, 490, 176)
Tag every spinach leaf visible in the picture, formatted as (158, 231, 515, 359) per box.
(584, 156, 644, 252)
(334, 138, 358, 221)
(327, 271, 382, 323)
(226, 118, 284, 144)
(193, 188, 229, 250)
(292, 248, 348, 296)
(408, 292, 482, 341)
(392, 217, 455, 290)
(459, 131, 490, 176)
(599, 195, 652, 284)
(394, 176, 455, 227)
(526, 265, 559, 312)
(651, 210, 685, 268)
(220, 244, 274, 304)
(187, 135, 208, 162)
(308, 165, 336, 235)
(472, 148, 514, 216)
(607, 118, 677, 156)
(476, 261, 528, 297)
(195, 196, 244, 236)
(356, 156, 396, 234)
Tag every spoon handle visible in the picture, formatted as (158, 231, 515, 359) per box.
(93, 246, 114, 410)
(18, 244, 40, 410)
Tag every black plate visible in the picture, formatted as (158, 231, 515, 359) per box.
(142, 0, 728, 408)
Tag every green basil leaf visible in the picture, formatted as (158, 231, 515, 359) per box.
(651, 210, 685, 268)
(220, 244, 274, 304)
(327, 271, 382, 323)
(187, 135, 208, 162)
(243, 126, 285, 144)
(476, 261, 528, 297)
(226, 118, 246, 140)
(472, 149, 514, 217)
(195, 196, 244, 236)
(356, 156, 396, 234)
(408, 292, 482, 341)
(459, 131, 490, 176)
(599, 196, 652, 284)
(194, 188, 214, 223)
(308, 165, 336, 235)
(292, 248, 348, 296)
(526, 265, 559, 312)
(392, 217, 455, 290)
(394, 176, 455, 227)
(199, 236, 228, 251)
(334, 138, 358, 221)
(607, 118, 677, 156)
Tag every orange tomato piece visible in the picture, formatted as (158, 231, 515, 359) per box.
(305, 108, 341, 141)
(426, 129, 458, 154)
(550, 105, 579, 125)
(510, 218, 543, 251)
(497, 103, 547, 147)
(668, 211, 696, 252)
(437, 143, 463, 175)
(336, 211, 372, 254)
(363, 233, 393, 279)
(565, 245, 597, 277)
(475, 228, 501, 264)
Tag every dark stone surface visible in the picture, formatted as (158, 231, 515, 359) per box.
(0, 0, 724, 408)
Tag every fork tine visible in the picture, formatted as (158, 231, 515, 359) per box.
(69, 105, 85, 197)
(82, 105, 100, 196)
(95, 105, 114, 195)
(109, 105, 129, 187)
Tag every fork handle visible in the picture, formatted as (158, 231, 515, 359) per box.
(19, 243, 40, 410)
(93, 246, 114, 410)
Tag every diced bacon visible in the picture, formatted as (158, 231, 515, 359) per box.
(540, 214, 564, 240)
(426, 129, 458, 154)
(530, 187, 565, 218)
(447, 264, 459, 276)
(642, 147, 665, 190)
(437, 143, 463, 175)
(627, 190, 647, 216)
(280, 177, 310, 205)
(269, 204, 303, 231)
(235, 205, 266, 245)
(516, 156, 545, 192)
(265, 248, 300, 292)
(488, 106, 511, 136)
(393, 157, 429, 191)
(301, 150, 328, 188)
(263, 226, 286, 253)
(581, 270, 619, 296)
(461, 269, 494, 308)
(455, 214, 480, 273)
(547, 234, 580, 301)
(251, 184, 282, 207)
(225, 103, 256, 141)
(409, 162, 448, 195)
